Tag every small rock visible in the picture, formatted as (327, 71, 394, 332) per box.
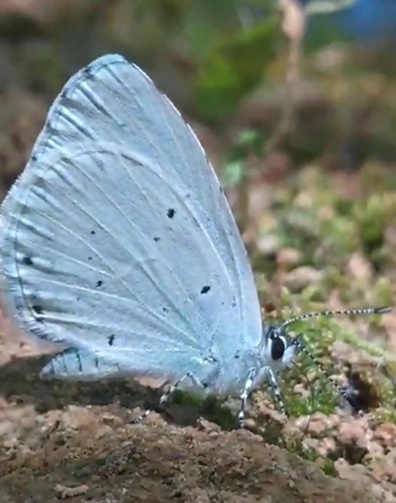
(54, 484, 88, 499)
(373, 423, 396, 449)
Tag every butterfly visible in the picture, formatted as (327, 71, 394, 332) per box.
(0, 54, 390, 426)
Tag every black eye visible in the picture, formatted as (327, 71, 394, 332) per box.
(271, 337, 285, 360)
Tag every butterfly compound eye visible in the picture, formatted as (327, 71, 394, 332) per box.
(271, 336, 286, 360)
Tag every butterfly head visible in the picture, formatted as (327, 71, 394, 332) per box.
(263, 325, 303, 373)
(261, 305, 392, 413)
(266, 305, 392, 359)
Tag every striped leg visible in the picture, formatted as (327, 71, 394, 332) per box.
(267, 368, 287, 416)
(238, 369, 257, 428)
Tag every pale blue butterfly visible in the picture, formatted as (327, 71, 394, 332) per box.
(0, 55, 390, 425)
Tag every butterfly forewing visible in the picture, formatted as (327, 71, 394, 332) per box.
(0, 55, 262, 380)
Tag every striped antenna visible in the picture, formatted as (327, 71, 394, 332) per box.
(279, 306, 392, 332)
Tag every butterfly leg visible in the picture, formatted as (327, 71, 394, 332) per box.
(133, 371, 208, 424)
(159, 371, 207, 405)
(237, 368, 257, 428)
(267, 368, 287, 416)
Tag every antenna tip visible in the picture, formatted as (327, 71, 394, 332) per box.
(375, 306, 393, 314)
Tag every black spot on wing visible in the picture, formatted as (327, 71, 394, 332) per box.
(97, 158, 105, 171)
(200, 285, 211, 294)
(167, 208, 175, 219)
(32, 304, 43, 314)
(22, 255, 33, 266)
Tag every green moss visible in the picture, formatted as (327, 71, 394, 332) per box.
(354, 194, 396, 260)
(165, 389, 236, 430)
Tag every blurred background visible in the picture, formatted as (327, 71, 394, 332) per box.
(1, 0, 396, 488)
(1, 0, 395, 306)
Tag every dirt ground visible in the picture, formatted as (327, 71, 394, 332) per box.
(0, 309, 395, 503)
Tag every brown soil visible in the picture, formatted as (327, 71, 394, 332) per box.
(0, 310, 395, 503)
(0, 413, 388, 503)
